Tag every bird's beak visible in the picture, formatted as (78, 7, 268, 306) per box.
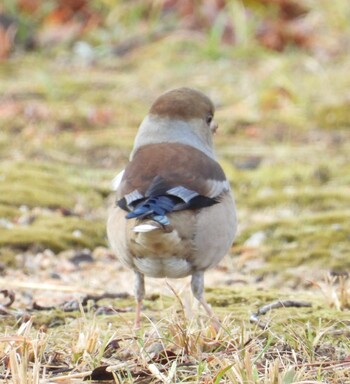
(210, 120, 218, 134)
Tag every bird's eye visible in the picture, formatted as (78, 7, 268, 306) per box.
(206, 114, 213, 125)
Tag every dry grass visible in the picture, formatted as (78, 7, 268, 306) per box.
(1, 279, 350, 383)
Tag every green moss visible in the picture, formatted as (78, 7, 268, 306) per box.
(206, 287, 350, 329)
(0, 159, 112, 251)
(316, 102, 350, 129)
(0, 161, 104, 209)
(235, 209, 350, 273)
(0, 247, 17, 267)
(31, 309, 80, 328)
(0, 204, 19, 219)
(0, 215, 106, 251)
(0, 181, 75, 209)
(245, 188, 350, 210)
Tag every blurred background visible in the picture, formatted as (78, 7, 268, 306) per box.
(0, 0, 349, 306)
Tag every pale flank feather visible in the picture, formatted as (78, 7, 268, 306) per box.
(111, 170, 125, 191)
(205, 179, 230, 198)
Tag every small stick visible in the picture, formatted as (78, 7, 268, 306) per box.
(32, 292, 130, 311)
(51, 371, 93, 381)
(250, 300, 312, 329)
(0, 290, 15, 307)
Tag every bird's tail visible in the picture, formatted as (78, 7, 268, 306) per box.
(133, 220, 163, 233)
(126, 195, 177, 232)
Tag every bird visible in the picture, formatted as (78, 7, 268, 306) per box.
(107, 87, 237, 329)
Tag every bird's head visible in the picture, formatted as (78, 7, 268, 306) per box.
(150, 87, 218, 135)
(131, 88, 218, 159)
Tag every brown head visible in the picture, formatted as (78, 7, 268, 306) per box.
(132, 88, 219, 160)
(150, 87, 215, 126)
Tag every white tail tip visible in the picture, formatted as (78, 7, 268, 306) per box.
(133, 223, 160, 233)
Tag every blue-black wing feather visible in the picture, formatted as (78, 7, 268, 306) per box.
(117, 176, 218, 225)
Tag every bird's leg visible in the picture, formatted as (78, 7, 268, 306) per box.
(134, 271, 145, 329)
(191, 271, 221, 331)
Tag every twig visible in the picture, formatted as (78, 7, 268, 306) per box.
(51, 370, 93, 381)
(0, 290, 15, 307)
(81, 292, 130, 305)
(250, 300, 312, 329)
(32, 292, 131, 313)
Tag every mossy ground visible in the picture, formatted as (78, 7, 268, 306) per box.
(1, 2, 350, 381)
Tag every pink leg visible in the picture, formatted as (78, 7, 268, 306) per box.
(191, 271, 221, 332)
(199, 297, 221, 332)
(134, 271, 145, 329)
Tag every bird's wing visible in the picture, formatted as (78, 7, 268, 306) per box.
(116, 142, 229, 215)
(118, 142, 229, 197)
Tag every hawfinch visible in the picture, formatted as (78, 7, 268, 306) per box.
(107, 87, 237, 328)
